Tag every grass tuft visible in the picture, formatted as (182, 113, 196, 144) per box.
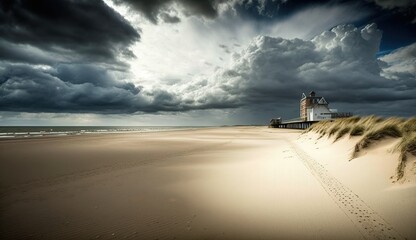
(329, 126, 340, 137)
(394, 133, 416, 180)
(352, 124, 402, 159)
(350, 125, 365, 136)
(402, 118, 416, 134)
(307, 116, 415, 180)
(335, 127, 351, 141)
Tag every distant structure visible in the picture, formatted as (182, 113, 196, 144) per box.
(269, 117, 282, 127)
(269, 91, 352, 129)
(300, 91, 352, 121)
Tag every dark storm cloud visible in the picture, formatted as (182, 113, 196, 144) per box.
(119, 0, 305, 23)
(0, 0, 140, 64)
(114, 0, 227, 23)
(55, 65, 140, 93)
(233, 0, 285, 19)
(0, 0, 146, 114)
(0, 64, 145, 113)
(371, 0, 416, 9)
(0, 63, 237, 114)
(232, 0, 343, 21)
(361, 0, 416, 51)
(0, 40, 58, 65)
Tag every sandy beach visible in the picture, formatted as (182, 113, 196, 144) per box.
(1, 127, 415, 240)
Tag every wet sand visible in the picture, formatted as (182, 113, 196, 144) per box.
(0, 127, 414, 239)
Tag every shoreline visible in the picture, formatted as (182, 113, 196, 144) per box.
(0, 125, 228, 140)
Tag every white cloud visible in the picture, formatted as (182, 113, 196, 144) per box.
(379, 43, 416, 81)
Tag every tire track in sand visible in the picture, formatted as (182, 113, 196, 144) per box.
(286, 142, 406, 240)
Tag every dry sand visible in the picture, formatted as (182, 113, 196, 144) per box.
(0, 127, 414, 239)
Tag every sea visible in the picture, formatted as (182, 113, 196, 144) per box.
(0, 126, 210, 139)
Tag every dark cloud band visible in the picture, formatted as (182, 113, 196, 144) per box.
(0, 0, 140, 64)
(114, 0, 226, 23)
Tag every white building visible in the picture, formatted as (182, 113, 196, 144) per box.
(300, 91, 341, 121)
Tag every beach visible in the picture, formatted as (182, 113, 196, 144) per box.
(0, 126, 415, 240)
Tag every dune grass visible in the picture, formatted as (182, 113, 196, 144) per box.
(307, 116, 416, 180)
(350, 125, 365, 136)
(351, 124, 402, 159)
(329, 126, 340, 137)
(334, 127, 351, 141)
(395, 132, 416, 180)
(402, 118, 416, 133)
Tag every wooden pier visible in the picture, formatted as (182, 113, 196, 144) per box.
(270, 120, 318, 130)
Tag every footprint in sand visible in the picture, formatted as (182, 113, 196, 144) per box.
(289, 142, 406, 240)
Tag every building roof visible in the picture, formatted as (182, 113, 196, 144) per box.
(301, 91, 329, 105)
(318, 97, 328, 104)
(306, 97, 330, 109)
(301, 91, 323, 101)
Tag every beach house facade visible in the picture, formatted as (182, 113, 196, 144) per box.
(269, 91, 352, 129)
(300, 91, 347, 121)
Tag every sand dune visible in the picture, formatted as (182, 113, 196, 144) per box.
(0, 127, 414, 239)
(297, 130, 416, 239)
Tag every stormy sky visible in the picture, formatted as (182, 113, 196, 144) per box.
(0, 0, 415, 125)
